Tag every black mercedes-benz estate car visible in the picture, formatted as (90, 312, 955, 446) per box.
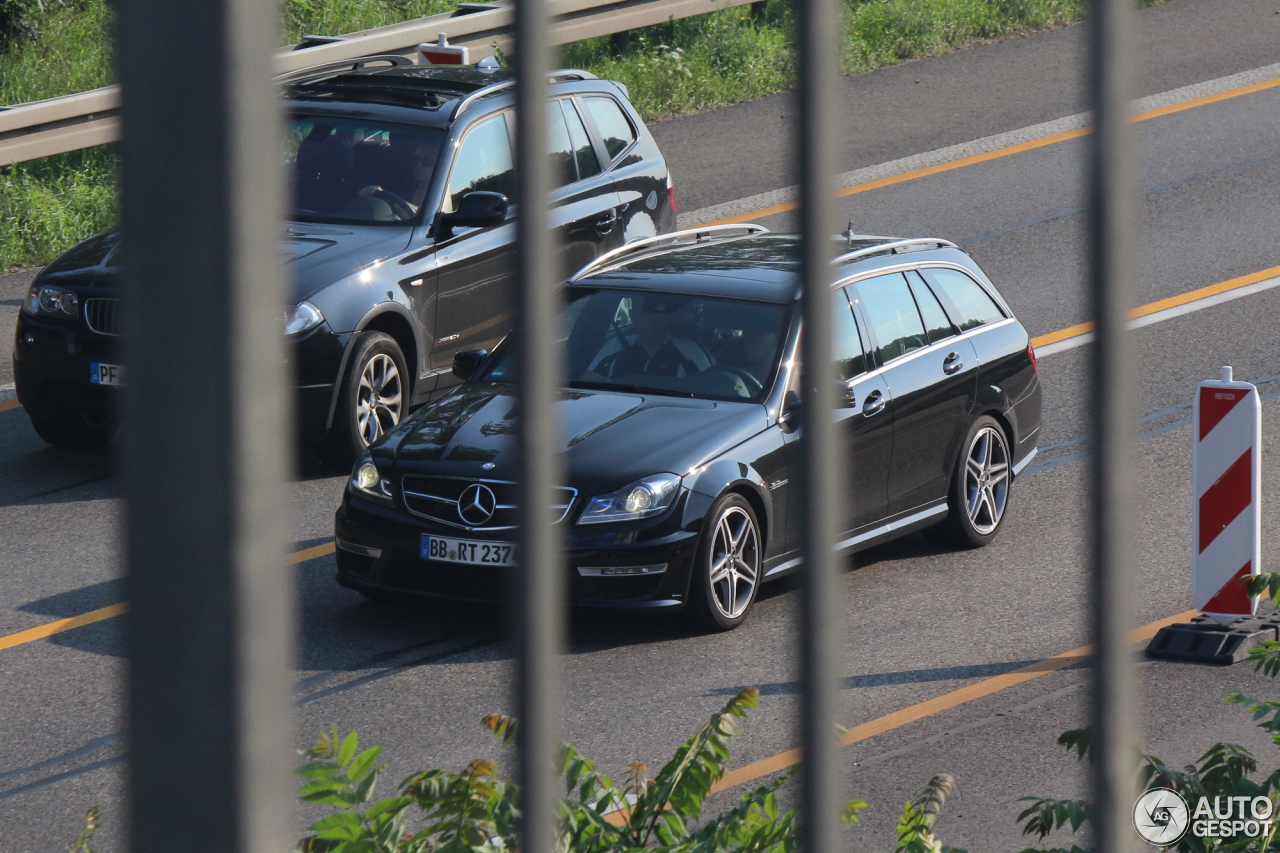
(333, 225, 1042, 629)
(12, 55, 675, 462)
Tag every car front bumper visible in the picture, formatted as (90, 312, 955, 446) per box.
(333, 489, 709, 610)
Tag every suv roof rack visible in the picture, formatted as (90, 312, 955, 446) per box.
(568, 224, 770, 282)
(833, 236, 958, 266)
(450, 68, 600, 119)
(277, 55, 414, 86)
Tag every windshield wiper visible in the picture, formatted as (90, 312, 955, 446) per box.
(568, 380, 696, 399)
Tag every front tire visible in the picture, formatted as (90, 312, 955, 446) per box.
(934, 415, 1012, 548)
(322, 332, 408, 467)
(689, 493, 762, 631)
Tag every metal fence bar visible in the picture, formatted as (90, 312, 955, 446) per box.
(513, 2, 564, 853)
(796, 0, 842, 845)
(1086, 0, 1140, 850)
(119, 0, 294, 850)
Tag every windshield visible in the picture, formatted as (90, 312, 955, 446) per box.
(288, 115, 445, 226)
(481, 289, 793, 403)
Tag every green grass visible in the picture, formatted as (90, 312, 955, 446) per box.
(1, 0, 1161, 272)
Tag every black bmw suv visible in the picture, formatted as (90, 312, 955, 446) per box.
(12, 55, 675, 461)
(333, 225, 1043, 629)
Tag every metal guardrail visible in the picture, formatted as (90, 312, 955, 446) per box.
(0, 0, 757, 167)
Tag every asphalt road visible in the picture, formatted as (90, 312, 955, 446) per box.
(5, 0, 1280, 848)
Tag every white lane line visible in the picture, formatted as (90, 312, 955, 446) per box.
(1037, 275, 1280, 358)
(678, 60, 1280, 228)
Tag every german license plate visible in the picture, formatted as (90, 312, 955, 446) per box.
(90, 362, 124, 386)
(420, 534, 515, 566)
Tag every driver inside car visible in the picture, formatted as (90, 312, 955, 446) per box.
(356, 138, 442, 220)
(585, 295, 711, 380)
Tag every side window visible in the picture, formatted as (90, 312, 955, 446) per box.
(583, 96, 636, 161)
(833, 288, 866, 380)
(906, 270, 956, 344)
(445, 113, 514, 212)
(563, 99, 602, 180)
(854, 272, 928, 364)
(548, 101, 577, 188)
(924, 267, 1005, 331)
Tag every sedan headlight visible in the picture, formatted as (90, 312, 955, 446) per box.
(578, 474, 682, 525)
(23, 283, 79, 319)
(350, 453, 393, 503)
(284, 301, 324, 336)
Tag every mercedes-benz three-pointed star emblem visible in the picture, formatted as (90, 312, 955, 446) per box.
(457, 483, 498, 525)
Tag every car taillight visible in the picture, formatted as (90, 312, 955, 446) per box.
(1028, 342, 1038, 372)
(667, 171, 677, 213)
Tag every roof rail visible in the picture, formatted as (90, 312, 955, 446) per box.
(568, 224, 770, 282)
(449, 79, 516, 119)
(449, 68, 600, 120)
(832, 237, 958, 266)
(277, 55, 414, 85)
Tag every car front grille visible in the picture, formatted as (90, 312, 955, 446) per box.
(84, 298, 122, 336)
(401, 476, 576, 531)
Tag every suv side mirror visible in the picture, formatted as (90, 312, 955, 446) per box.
(452, 348, 489, 381)
(779, 390, 802, 433)
(440, 191, 508, 236)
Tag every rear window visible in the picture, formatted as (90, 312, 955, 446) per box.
(924, 268, 1006, 331)
(583, 96, 636, 161)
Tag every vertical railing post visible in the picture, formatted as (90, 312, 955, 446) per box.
(119, 0, 293, 851)
(513, 0, 564, 851)
(1086, 0, 1140, 850)
(796, 0, 842, 846)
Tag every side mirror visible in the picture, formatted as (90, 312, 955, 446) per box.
(452, 348, 489, 381)
(779, 390, 801, 434)
(440, 191, 508, 236)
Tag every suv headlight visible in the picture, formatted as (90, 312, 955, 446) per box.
(284, 301, 324, 336)
(578, 474, 682, 525)
(23, 283, 79, 319)
(350, 453, 393, 503)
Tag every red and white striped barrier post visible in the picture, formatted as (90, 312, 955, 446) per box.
(1194, 366, 1261, 625)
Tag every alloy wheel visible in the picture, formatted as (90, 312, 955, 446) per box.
(708, 506, 760, 620)
(355, 353, 403, 446)
(963, 425, 1010, 535)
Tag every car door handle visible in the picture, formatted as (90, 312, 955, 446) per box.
(862, 389, 886, 417)
(943, 351, 964, 375)
(595, 209, 618, 233)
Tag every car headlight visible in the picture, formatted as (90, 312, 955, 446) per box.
(284, 301, 324, 336)
(578, 474, 682, 525)
(23, 284, 79, 319)
(349, 453, 393, 503)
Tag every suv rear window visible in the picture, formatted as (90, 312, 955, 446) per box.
(583, 96, 636, 161)
(924, 268, 1006, 331)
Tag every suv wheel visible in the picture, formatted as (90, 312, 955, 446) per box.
(323, 332, 408, 467)
(690, 493, 762, 631)
(27, 397, 116, 450)
(933, 415, 1011, 548)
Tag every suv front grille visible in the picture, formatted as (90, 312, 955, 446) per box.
(401, 476, 576, 531)
(84, 298, 122, 336)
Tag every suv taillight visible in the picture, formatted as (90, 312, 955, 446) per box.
(667, 171, 677, 213)
(1028, 342, 1038, 373)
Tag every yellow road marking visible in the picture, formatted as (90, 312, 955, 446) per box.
(710, 608, 1198, 794)
(0, 398, 21, 413)
(705, 74, 1280, 227)
(1030, 263, 1280, 350)
(0, 542, 337, 654)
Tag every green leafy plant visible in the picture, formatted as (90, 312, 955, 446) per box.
(65, 805, 101, 853)
(295, 688, 878, 853)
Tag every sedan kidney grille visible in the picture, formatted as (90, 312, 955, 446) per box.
(401, 476, 576, 530)
(84, 298, 122, 336)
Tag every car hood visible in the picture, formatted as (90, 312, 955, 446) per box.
(391, 383, 768, 495)
(37, 224, 413, 301)
(284, 222, 414, 302)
